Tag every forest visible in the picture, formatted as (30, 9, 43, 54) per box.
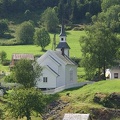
(0, 0, 101, 24)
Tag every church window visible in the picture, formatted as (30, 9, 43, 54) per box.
(61, 38, 64, 41)
(43, 77, 48, 82)
(70, 69, 73, 81)
(114, 73, 118, 78)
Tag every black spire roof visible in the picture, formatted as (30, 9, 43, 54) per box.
(56, 42, 70, 49)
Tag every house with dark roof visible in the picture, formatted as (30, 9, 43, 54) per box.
(36, 24, 77, 89)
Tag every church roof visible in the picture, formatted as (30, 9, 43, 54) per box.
(52, 50, 76, 65)
(37, 50, 76, 66)
(56, 42, 70, 49)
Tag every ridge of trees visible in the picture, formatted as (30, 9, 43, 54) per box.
(0, 0, 102, 24)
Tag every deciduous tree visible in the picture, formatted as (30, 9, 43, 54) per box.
(13, 59, 42, 88)
(0, 51, 7, 63)
(41, 7, 59, 32)
(16, 21, 35, 44)
(0, 19, 8, 37)
(80, 22, 120, 80)
(34, 28, 51, 51)
(7, 88, 46, 120)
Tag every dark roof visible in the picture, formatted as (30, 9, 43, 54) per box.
(56, 42, 70, 49)
(54, 51, 76, 65)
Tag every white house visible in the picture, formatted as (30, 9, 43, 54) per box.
(36, 23, 77, 89)
(106, 66, 120, 79)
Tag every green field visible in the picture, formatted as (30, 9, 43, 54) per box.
(0, 30, 85, 60)
(59, 79, 120, 107)
(0, 30, 85, 72)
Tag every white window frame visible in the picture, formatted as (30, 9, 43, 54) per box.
(43, 77, 48, 82)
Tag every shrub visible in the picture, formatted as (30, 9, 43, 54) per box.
(2, 60, 10, 66)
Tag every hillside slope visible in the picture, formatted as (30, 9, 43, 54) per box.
(44, 80, 120, 120)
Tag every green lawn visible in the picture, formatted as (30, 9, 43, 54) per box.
(60, 80, 120, 104)
(0, 30, 85, 60)
(0, 30, 85, 72)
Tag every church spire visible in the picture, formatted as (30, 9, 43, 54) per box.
(56, 22, 70, 57)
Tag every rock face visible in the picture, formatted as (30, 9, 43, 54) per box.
(42, 100, 70, 120)
(94, 92, 120, 109)
(42, 92, 120, 120)
(91, 108, 120, 120)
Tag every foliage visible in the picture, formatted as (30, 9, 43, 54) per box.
(0, 19, 8, 37)
(6, 88, 46, 120)
(16, 21, 35, 44)
(4, 73, 15, 83)
(101, 0, 120, 12)
(80, 11, 120, 80)
(34, 28, 51, 51)
(13, 59, 42, 88)
(0, 51, 7, 63)
(41, 7, 59, 33)
(0, 0, 102, 24)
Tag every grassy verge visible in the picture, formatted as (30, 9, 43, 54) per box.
(59, 80, 120, 107)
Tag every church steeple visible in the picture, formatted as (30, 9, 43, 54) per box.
(56, 22, 70, 57)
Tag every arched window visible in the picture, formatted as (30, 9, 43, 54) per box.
(70, 68, 73, 81)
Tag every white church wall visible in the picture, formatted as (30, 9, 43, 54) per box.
(36, 68, 57, 89)
(56, 65, 66, 87)
(65, 65, 77, 85)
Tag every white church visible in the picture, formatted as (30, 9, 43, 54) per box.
(36, 24, 77, 89)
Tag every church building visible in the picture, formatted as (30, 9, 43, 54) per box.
(36, 24, 77, 89)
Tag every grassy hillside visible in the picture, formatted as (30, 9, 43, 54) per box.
(43, 80, 120, 120)
(60, 80, 120, 103)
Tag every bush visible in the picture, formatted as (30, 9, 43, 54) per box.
(4, 74, 15, 83)
(2, 60, 10, 66)
(71, 57, 81, 66)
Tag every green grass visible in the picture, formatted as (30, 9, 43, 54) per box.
(0, 30, 85, 72)
(60, 80, 120, 105)
(0, 30, 85, 60)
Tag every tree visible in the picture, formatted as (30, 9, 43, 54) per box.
(80, 22, 120, 80)
(17, 21, 35, 44)
(0, 51, 7, 63)
(41, 7, 59, 32)
(13, 59, 42, 88)
(0, 19, 8, 37)
(34, 28, 51, 51)
(101, 0, 120, 12)
(7, 88, 46, 120)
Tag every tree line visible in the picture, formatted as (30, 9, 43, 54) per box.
(0, 0, 101, 24)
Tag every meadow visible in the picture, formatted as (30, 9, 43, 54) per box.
(0, 30, 85, 60)
(0, 30, 86, 75)
(59, 79, 120, 110)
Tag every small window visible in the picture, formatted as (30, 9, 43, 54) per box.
(114, 73, 118, 78)
(70, 69, 73, 81)
(61, 38, 64, 41)
(43, 77, 47, 82)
